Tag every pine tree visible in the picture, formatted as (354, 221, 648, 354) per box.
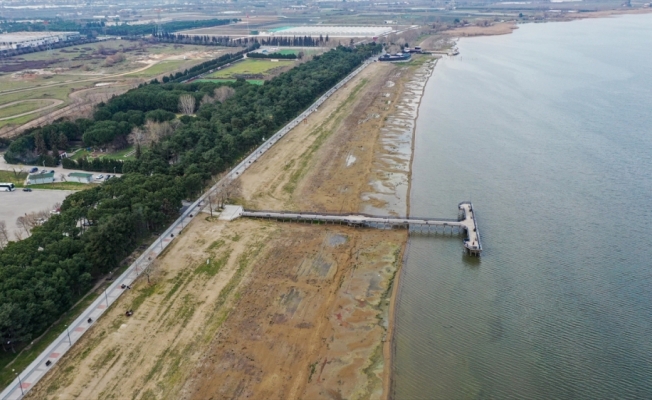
(135, 143, 142, 159)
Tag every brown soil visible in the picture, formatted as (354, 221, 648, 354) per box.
(26, 56, 434, 400)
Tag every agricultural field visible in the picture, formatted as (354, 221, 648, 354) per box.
(0, 40, 230, 134)
(206, 58, 294, 79)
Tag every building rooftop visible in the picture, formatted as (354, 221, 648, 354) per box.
(68, 172, 94, 178)
(0, 31, 78, 42)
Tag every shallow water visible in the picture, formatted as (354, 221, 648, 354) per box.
(393, 14, 652, 399)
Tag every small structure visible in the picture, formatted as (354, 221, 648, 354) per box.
(67, 172, 94, 184)
(27, 172, 54, 185)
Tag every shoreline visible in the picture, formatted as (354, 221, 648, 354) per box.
(383, 56, 439, 400)
(439, 7, 652, 39)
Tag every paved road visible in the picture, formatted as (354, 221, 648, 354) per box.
(0, 156, 123, 184)
(0, 189, 74, 236)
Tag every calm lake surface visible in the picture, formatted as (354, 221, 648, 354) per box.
(393, 14, 652, 399)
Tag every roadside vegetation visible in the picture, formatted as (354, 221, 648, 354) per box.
(0, 44, 383, 375)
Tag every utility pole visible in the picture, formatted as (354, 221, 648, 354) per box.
(12, 369, 24, 396)
(65, 325, 71, 345)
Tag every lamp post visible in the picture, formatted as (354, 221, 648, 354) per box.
(65, 324, 71, 345)
(12, 369, 24, 396)
(104, 290, 109, 307)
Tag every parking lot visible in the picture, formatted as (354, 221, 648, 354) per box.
(0, 189, 74, 238)
(0, 156, 122, 184)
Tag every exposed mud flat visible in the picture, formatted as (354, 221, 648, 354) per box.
(361, 58, 437, 217)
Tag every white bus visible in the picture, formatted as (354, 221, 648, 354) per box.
(0, 182, 15, 192)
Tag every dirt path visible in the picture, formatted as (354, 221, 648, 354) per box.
(0, 99, 64, 121)
(25, 55, 437, 400)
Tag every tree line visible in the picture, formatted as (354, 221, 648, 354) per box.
(151, 34, 328, 48)
(248, 52, 297, 60)
(0, 43, 383, 351)
(105, 19, 236, 37)
(0, 18, 237, 37)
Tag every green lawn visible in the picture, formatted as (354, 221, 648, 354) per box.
(206, 59, 294, 79)
(69, 149, 91, 161)
(0, 100, 54, 119)
(195, 79, 264, 85)
(0, 170, 27, 187)
(29, 182, 94, 190)
(125, 60, 189, 78)
(101, 146, 135, 160)
(70, 146, 135, 161)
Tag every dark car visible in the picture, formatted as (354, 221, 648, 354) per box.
(50, 170, 55, 174)
(23, 188, 32, 192)
(29, 167, 38, 173)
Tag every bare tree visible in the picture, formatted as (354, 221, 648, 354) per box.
(14, 230, 23, 241)
(207, 189, 220, 217)
(213, 86, 235, 103)
(200, 94, 214, 107)
(0, 221, 9, 249)
(145, 120, 174, 143)
(178, 94, 196, 115)
(16, 216, 30, 236)
(143, 259, 160, 284)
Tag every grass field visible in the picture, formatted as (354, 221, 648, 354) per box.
(195, 79, 264, 85)
(0, 170, 27, 187)
(206, 59, 294, 79)
(0, 100, 55, 119)
(125, 60, 192, 78)
(29, 182, 94, 190)
(70, 146, 135, 161)
(102, 146, 135, 160)
(0, 41, 230, 130)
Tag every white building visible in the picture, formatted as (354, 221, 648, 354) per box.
(67, 172, 94, 184)
(0, 32, 80, 51)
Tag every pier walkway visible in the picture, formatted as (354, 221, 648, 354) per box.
(227, 201, 482, 256)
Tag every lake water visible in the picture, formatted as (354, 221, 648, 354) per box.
(393, 14, 652, 399)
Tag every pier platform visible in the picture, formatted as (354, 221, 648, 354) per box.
(222, 202, 482, 255)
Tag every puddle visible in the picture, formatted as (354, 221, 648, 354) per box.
(328, 234, 348, 247)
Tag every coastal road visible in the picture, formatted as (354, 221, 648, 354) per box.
(0, 55, 378, 400)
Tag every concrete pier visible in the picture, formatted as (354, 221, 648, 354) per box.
(225, 201, 483, 256)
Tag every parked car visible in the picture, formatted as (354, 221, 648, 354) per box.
(49, 170, 55, 174)
(95, 174, 104, 180)
(29, 167, 38, 173)
(40, 170, 47, 174)
(23, 188, 32, 192)
(105, 175, 111, 180)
